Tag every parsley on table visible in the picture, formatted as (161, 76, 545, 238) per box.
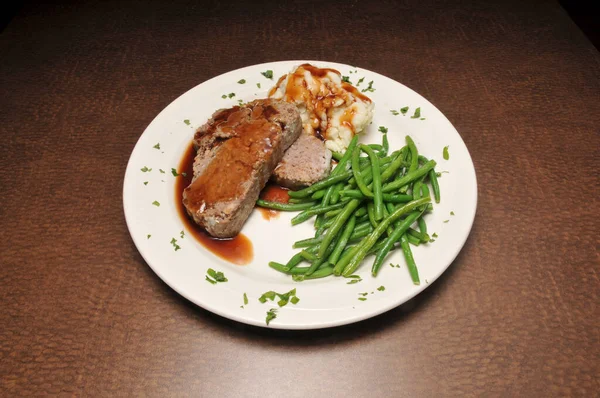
(153, 143, 160, 150)
(390, 110, 399, 115)
(261, 70, 273, 79)
(206, 268, 227, 283)
(265, 308, 277, 325)
(141, 166, 152, 172)
(170, 237, 181, 251)
(184, 119, 191, 125)
(443, 146, 450, 160)
(400, 106, 409, 115)
(411, 107, 421, 119)
(378, 126, 388, 134)
(237, 79, 246, 84)
(152, 200, 160, 207)
(342, 76, 352, 84)
(361, 80, 375, 92)
(356, 77, 365, 86)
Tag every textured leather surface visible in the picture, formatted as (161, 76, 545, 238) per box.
(1, 0, 598, 396)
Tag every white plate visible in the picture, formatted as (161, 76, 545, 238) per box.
(123, 60, 477, 329)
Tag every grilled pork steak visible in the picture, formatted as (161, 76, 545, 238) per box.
(272, 133, 332, 189)
(182, 99, 302, 238)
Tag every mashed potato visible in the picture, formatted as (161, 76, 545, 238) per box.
(268, 64, 374, 152)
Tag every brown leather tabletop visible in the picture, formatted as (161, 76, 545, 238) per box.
(1, 0, 599, 396)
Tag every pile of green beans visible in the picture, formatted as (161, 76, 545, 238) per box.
(256, 134, 441, 284)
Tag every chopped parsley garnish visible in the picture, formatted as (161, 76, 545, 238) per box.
(221, 94, 227, 99)
(359, 292, 368, 296)
(159, 169, 165, 174)
(377, 286, 385, 291)
(141, 166, 152, 172)
(153, 143, 161, 150)
(237, 99, 244, 105)
(450, 211, 455, 216)
(170, 237, 181, 251)
(361, 80, 375, 92)
(400, 106, 409, 115)
(420, 118, 426, 120)
(410, 107, 421, 119)
(143, 181, 148, 185)
(436, 171, 449, 177)
(206, 268, 228, 283)
(261, 70, 273, 79)
(356, 77, 365, 86)
(265, 308, 277, 325)
(432, 233, 438, 238)
(183, 119, 191, 125)
(342, 76, 352, 84)
(443, 220, 449, 223)
(443, 146, 450, 160)
(205, 276, 216, 285)
(256, 83, 261, 89)
(171, 168, 180, 177)
(180, 230, 185, 238)
(243, 293, 248, 305)
(358, 297, 367, 301)
(237, 79, 246, 84)
(228, 93, 235, 98)
(152, 200, 160, 207)
(147, 234, 151, 239)
(378, 126, 388, 134)
(390, 263, 401, 268)
(390, 110, 400, 115)
(258, 288, 299, 307)
(347, 278, 362, 284)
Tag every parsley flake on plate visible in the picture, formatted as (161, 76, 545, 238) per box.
(153, 143, 160, 150)
(243, 293, 248, 306)
(411, 107, 421, 119)
(180, 230, 185, 238)
(183, 119, 191, 125)
(377, 286, 385, 291)
(356, 77, 365, 87)
(159, 169, 165, 174)
(378, 126, 388, 134)
(358, 297, 367, 301)
(141, 166, 152, 172)
(265, 308, 277, 325)
(400, 106, 409, 115)
(361, 80, 375, 92)
(342, 76, 352, 84)
(143, 181, 148, 185)
(228, 93, 235, 98)
(147, 234, 151, 239)
(256, 83, 261, 89)
(170, 237, 181, 251)
(171, 168, 180, 177)
(261, 70, 273, 79)
(152, 200, 160, 207)
(390, 110, 399, 116)
(237, 79, 246, 84)
(443, 146, 450, 160)
(258, 288, 299, 307)
(206, 268, 228, 283)
(221, 94, 227, 99)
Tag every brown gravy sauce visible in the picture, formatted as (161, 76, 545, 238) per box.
(175, 141, 253, 265)
(258, 184, 289, 220)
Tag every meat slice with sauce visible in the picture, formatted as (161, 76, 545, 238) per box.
(182, 99, 302, 238)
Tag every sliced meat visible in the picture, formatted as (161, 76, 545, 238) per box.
(183, 99, 302, 238)
(272, 133, 332, 189)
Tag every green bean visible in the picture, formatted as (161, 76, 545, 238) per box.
(307, 235, 338, 276)
(406, 136, 419, 174)
(332, 134, 359, 176)
(269, 261, 290, 273)
(311, 190, 326, 200)
(339, 190, 413, 203)
(314, 223, 327, 237)
(318, 199, 361, 258)
(407, 227, 429, 243)
(285, 252, 305, 269)
(291, 202, 346, 225)
(382, 133, 389, 156)
(348, 224, 374, 242)
(328, 215, 356, 265)
(325, 208, 343, 219)
(360, 144, 383, 220)
(256, 200, 316, 211)
(368, 144, 383, 151)
(428, 169, 440, 203)
(355, 206, 367, 217)
(288, 197, 314, 204)
(300, 250, 318, 262)
(413, 180, 423, 201)
(400, 234, 420, 284)
(418, 215, 428, 237)
(332, 151, 344, 161)
(382, 160, 437, 193)
(351, 146, 374, 198)
(341, 197, 431, 276)
(382, 203, 394, 237)
(293, 235, 324, 249)
(289, 170, 353, 198)
(292, 266, 334, 281)
(367, 202, 378, 228)
(330, 182, 344, 204)
(406, 234, 421, 246)
(334, 245, 359, 275)
(371, 211, 422, 276)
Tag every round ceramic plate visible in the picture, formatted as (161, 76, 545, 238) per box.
(123, 60, 477, 329)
